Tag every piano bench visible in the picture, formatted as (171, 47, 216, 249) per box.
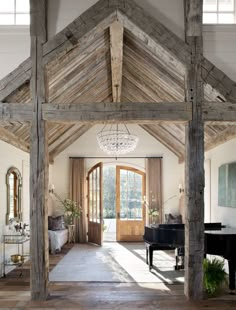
(145, 242, 174, 271)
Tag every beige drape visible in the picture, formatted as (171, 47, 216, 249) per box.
(69, 158, 87, 242)
(146, 158, 163, 223)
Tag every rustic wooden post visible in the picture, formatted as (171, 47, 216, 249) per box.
(30, 0, 49, 300)
(184, 0, 205, 300)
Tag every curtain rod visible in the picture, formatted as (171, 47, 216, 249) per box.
(69, 156, 163, 159)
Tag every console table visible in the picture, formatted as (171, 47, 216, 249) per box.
(3, 235, 30, 277)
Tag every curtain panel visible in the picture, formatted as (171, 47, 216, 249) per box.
(146, 158, 163, 224)
(69, 158, 87, 242)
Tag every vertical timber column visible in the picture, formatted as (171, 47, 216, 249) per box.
(30, 0, 49, 300)
(184, 0, 205, 300)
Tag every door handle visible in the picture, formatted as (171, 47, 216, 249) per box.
(117, 212, 120, 219)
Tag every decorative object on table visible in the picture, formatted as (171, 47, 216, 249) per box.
(203, 258, 228, 297)
(11, 254, 22, 264)
(143, 194, 159, 224)
(148, 208, 159, 225)
(52, 192, 82, 225)
(144, 194, 177, 225)
(96, 124, 139, 156)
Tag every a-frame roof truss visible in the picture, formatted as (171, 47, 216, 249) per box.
(0, 0, 236, 162)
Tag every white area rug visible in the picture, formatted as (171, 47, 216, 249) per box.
(49, 242, 184, 284)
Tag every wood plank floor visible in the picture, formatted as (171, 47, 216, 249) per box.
(0, 243, 236, 309)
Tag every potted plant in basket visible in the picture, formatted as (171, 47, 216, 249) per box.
(203, 257, 228, 297)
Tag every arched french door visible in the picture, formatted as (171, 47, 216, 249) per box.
(116, 166, 146, 241)
(87, 162, 103, 245)
(87, 163, 146, 244)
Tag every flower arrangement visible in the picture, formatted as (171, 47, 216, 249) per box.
(143, 193, 177, 225)
(54, 193, 82, 225)
(143, 194, 159, 224)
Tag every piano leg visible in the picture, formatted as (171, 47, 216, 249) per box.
(146, 245, 149, 265)
(145, 244, 153, 270)
(149, 246, 153, 270)
(228, 259, 236, 291)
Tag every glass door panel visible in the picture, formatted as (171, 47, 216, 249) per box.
(88, 163, 103, 245)
(116, 166, 145, 241)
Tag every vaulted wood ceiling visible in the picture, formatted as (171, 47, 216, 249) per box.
(1, 0, 236, 163)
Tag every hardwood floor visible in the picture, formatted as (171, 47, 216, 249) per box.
(0, 243, 236, 309)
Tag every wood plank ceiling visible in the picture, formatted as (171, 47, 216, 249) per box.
(2, 14, 236, 163)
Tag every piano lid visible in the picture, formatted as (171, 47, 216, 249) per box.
(205, 228, 236, 235)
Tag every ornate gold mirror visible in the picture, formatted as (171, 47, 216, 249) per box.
(6, 167, 22, 224)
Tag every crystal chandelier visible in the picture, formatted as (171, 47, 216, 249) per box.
(96, 124, 139, 156)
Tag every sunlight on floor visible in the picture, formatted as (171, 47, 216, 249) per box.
(49, 242, 184, 286)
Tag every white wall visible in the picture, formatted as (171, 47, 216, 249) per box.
(48, 0, 185, 39)
(51, 124, 183, 217)
(0, 27, 30, 80)
(203, 25, 236, 81)
(205, 138, 236, 228)
(0, 141, 30, 276)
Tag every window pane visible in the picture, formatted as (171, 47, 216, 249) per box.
(0, 13, 14, 25)
(16, 13, 30, 25)
(0, 0, 14, 13)
(218, 12, 235, 22)
(203, 12, 218, 23)
(203, 0, 217, 12)
(120, 170, 142, 221)
(219, 0, 234, 11)
(16, 0, 29, 13)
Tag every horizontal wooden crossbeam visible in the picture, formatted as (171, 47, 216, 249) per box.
(42, 102, 192, 123)
(0, 103, 33, 123)
(1, 101, 236, 123)
(202, 102, 236, 122)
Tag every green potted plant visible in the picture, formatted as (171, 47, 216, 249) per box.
(203, 257, 228, 297)
(54, 193, 82, 225)
(61, 198, 81, 225)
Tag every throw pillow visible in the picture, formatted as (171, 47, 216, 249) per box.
(165, 213, 182, 224)
(48, 215, 65, 230)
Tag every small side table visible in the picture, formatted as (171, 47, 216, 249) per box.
(68, 225, 75, 243)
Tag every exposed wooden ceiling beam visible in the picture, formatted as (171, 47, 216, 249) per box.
(0, 103, 32, 124)
(0, 127, 29, 152)
(205, 126, 236, 152)
(2, 101, 236, 124)
(140, 124, 185, 162)
(0, 0, 235, 109)
(42, 102, 192, 123)
(0, 59, 31, 102)
(0, 0, 117, 102)
(202, 102, 236, 121)
(118, 1, 190, 68)
(202, 58, 236, 102)
(49, 124, 91, 162)
(110, 21, 124, 102)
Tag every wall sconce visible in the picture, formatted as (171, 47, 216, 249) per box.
(178, 184, 184, 193)
(49, 184, 55, 194)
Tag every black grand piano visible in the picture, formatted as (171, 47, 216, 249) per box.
(143, 223, 236, 290)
